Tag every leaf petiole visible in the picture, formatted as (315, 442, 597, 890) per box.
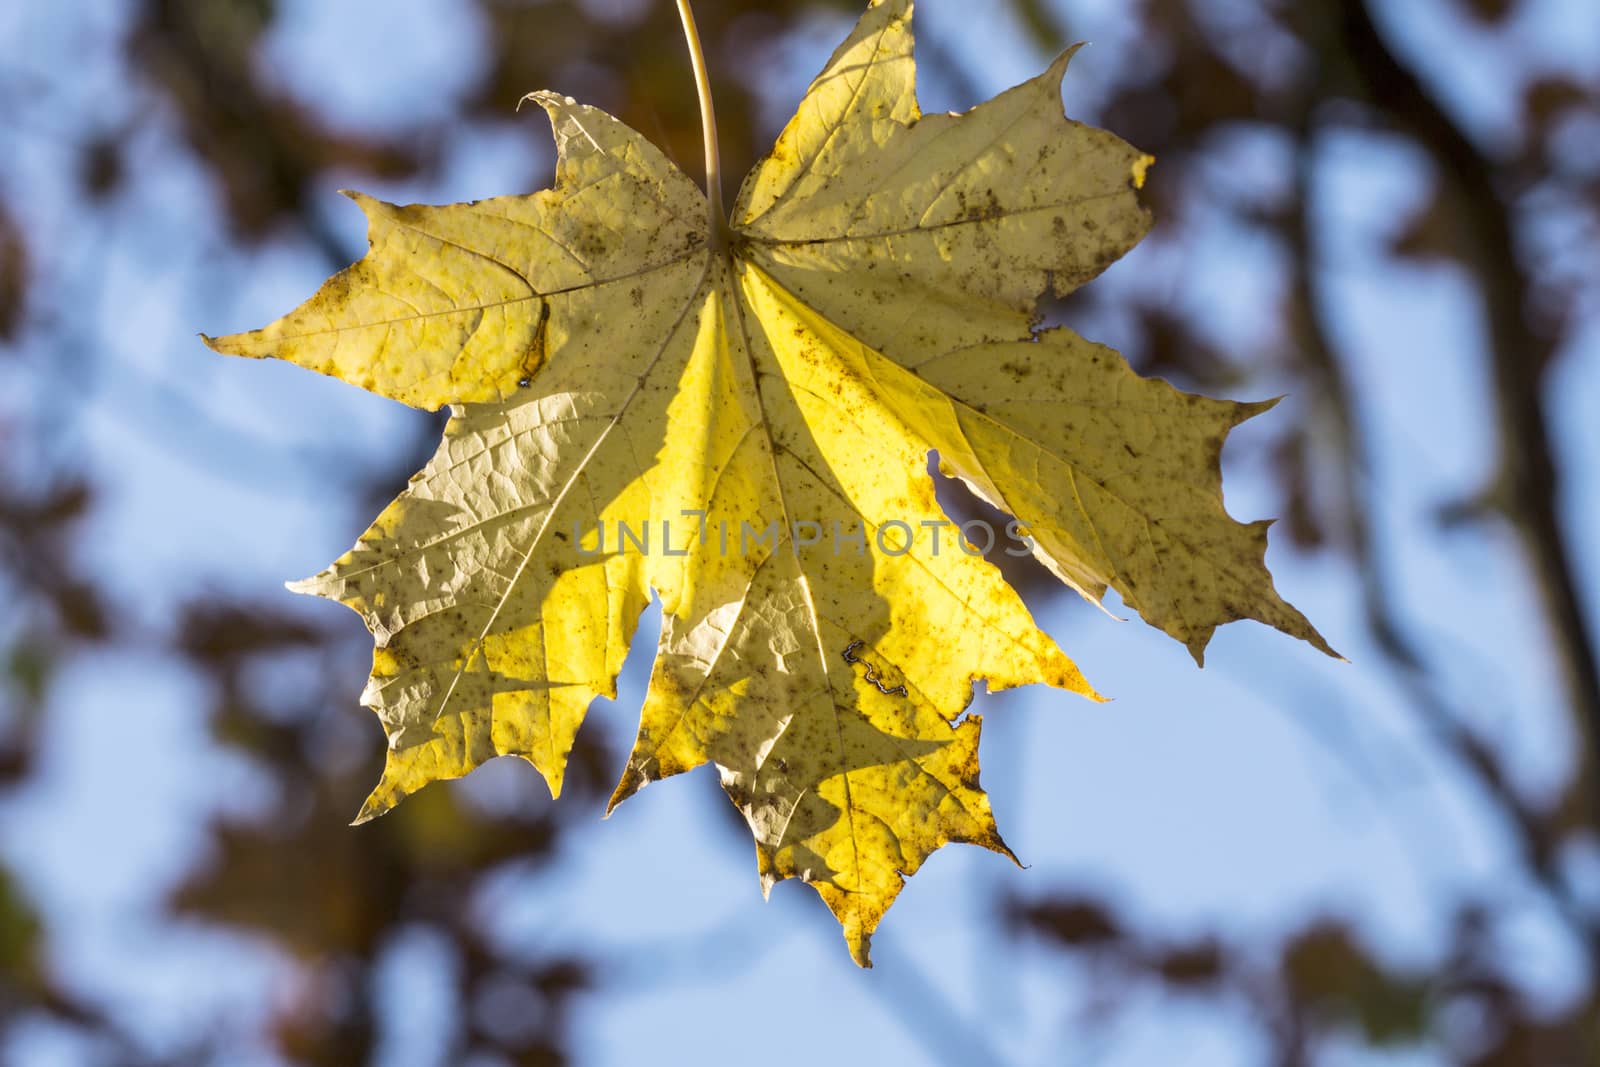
(674, 0, 728, 248)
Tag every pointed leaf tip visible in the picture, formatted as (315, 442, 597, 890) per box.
(284, 576, 320, 597)
(1132, 154, 1154, 189)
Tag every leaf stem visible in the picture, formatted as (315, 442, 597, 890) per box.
(674, 0, 728, 247)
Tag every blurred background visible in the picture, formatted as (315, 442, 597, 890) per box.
(2, 0, 1599, 1063)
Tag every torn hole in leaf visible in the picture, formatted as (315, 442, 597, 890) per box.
(950, 679, 991, 728)
(840, 640, 907, 697)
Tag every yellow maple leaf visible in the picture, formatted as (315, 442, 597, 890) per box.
(205, 0, 1334, 965)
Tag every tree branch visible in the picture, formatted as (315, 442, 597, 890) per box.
(1335, 0, 1600, 828)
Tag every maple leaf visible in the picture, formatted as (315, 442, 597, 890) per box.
(205, 0, 1334, 965)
